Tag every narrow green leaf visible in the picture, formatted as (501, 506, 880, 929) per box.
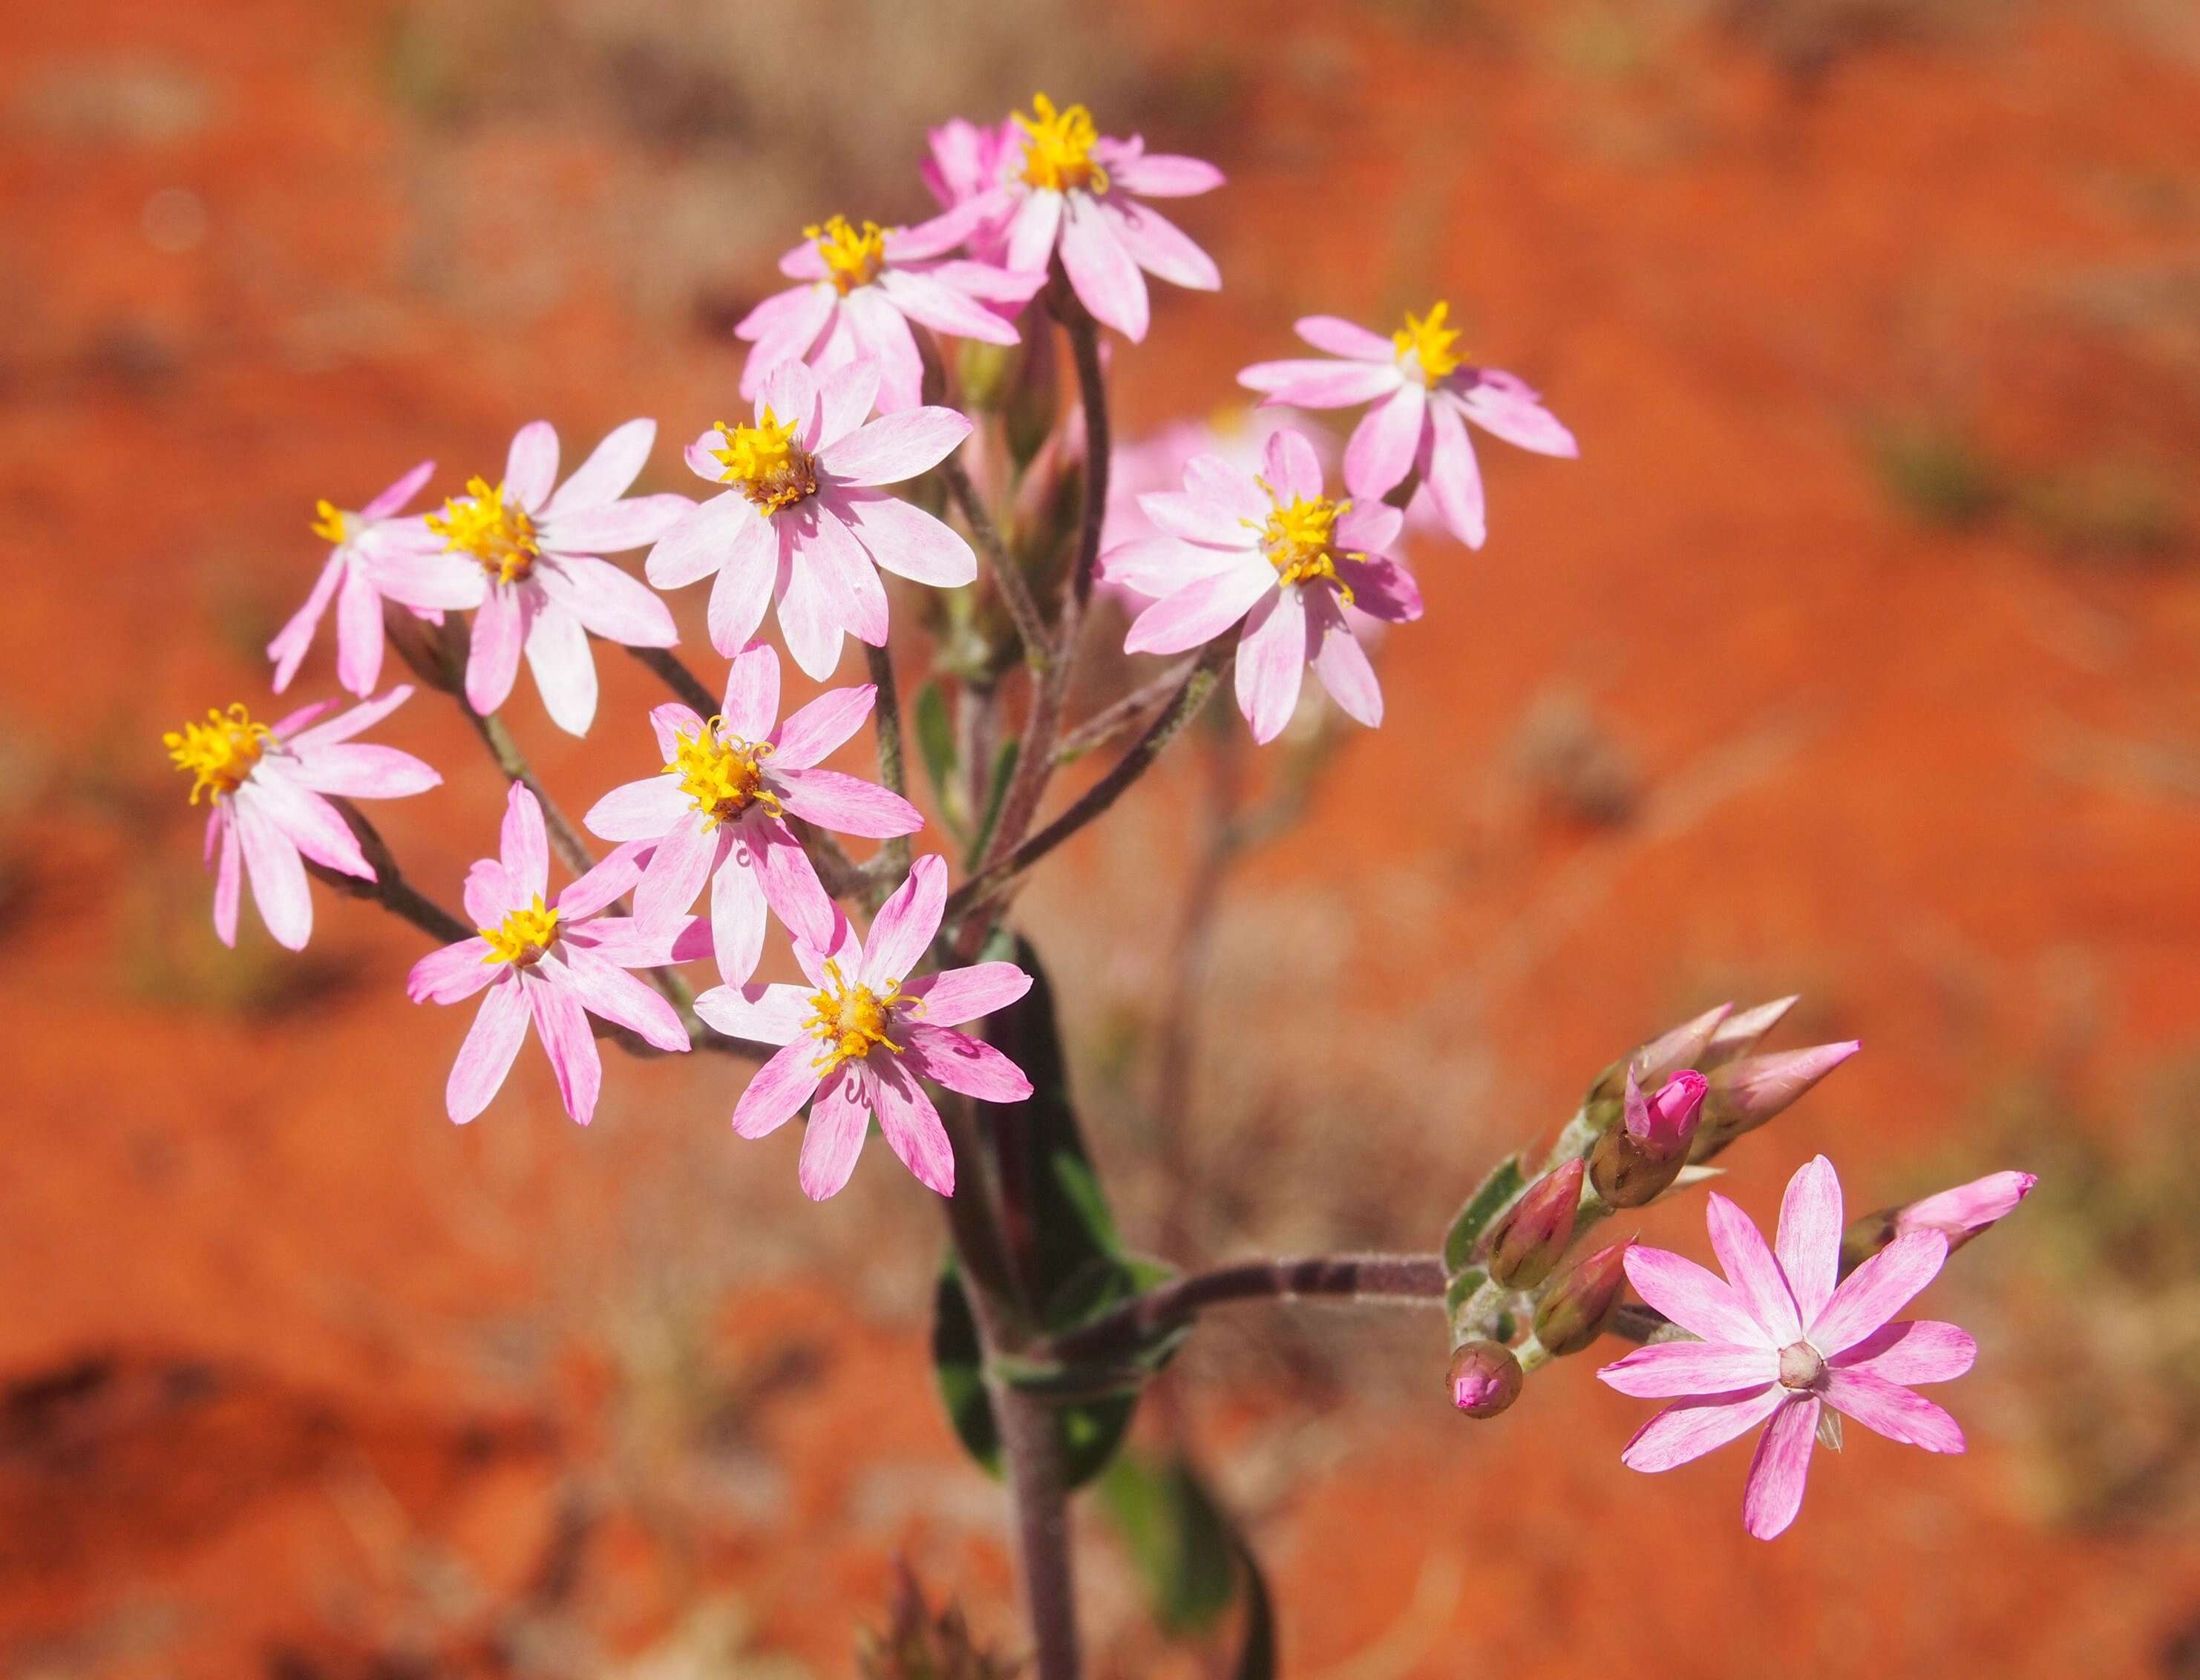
(914, 681, 963, 835)
(1443, 1154, 1527, 1275)
(931, 1256, 1001, 1477)
(966, 735, 1021, 868)
(1102, 1454, 1239, 1636)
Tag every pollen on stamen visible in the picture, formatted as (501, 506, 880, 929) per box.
(1251, 482, 1361, 603)
(428, 476, 540, 583)
(164, 703, 272, 804)
(804, 215, 887, 295)
(709, 410, 819, 516)
(803, 958, 907, 1076)
(1393, 301, 1467, 385)
(1015, 93, 1107, 195)
(664, 721, 781, 828)
(310, 499, 353, 545)
(480, 896, 560, 966)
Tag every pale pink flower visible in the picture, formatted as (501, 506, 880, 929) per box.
(922, 117, 1018, 234)
(647, 360, 975, 679)
(693, 855, 1034, 1200)
(950, 95, 1222, 344)
(1113, 428, 1424, 743)
(268, 463, 482, 697)
(583, 639, 921, 985)
(407, 785, 698, 1126)
(736, 213, 1041, 414)
(430, 420, 691, 737)
(1599, 1155, 1973, 1541)
(166, 686, 439, 952)
(1239, 304, 1577, 548)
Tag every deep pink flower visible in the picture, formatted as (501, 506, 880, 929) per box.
(693, 855, 1033, 1200)
(582, 639, 921, 984)
(1894, 1171, 2037, 1246)
(1598, 1155, 1973, 1541)
(166, 686, 440, 952)
(431, 420, 691, 737)
(268, 462, 481, 697)
(648, 361, 975, 678)
(1113, 429, 1423, 743)
(407, 786, 698, 1126)
(1239, 305, 1578, 548)
(736, 213, 1041, 414)
(948, 95, 1222, 344)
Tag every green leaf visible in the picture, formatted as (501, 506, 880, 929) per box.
(965, 736, 1021, 870)
(914, 681, 963, 835)
(1444, 1266, 1486, 1322)
(1102, 1454, 1239, 1637)
(1443, 1154, 1527, 1275)
(931, 1256, 1001, 1477)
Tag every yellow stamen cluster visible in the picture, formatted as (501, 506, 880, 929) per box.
(429, 476, 539, 583)
(665, 721, 780, 828)
(1015, 93, 1107, 195)
(164, 703, 272, 804)
(805, 214, 888, 295)
(709, 410, 819, 515)
(310, 499, 353, 545)
(480, 896, 561, 966)
(805, 957, 907, 1076)
(1253, 487, 1360, 602)
(1393, 301, 1466, 384)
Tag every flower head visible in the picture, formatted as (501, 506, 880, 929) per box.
(435, 420, 692, 737)
(648, 359, 977, 678)
(168, 687, 440, 951)
(1598, 1155, 1977, 1540)
(1239, 308, 1578, 548)
(693, 856, 1035, 1200)
(1113, 428, 1423, 742)
(407, 785, 701, 1126)
(583, 640, 922, 985)
(267, 462, 482, 697)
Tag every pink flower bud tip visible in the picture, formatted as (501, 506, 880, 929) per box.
(1448, 1340, 1524, 1418)
(1534, 1239, 1633, 1357)
(1628, 1068, 1707, 1154)
(1487, 1158, 1585, 1289)
(1896, 1170, 2037, 1241)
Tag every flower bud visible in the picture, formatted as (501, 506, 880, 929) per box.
(1589, 1069, 1707, 1207)
(1841, 1169, 2036, 1272)
(955, 337, 1021, 415)
(1690, 1039, 1861, 1161)
(1533, 1240, 1632, 1357)
(1700, 994, 1799, 1071)
(1580, 1003, 1732, 1135)
(1447, 1339, 1523, 1418)
(1486, 1158, 1584, 1290)
(1003, 316, 1060, 468)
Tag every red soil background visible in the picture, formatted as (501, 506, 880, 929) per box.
(5, 0, 2200, 1673)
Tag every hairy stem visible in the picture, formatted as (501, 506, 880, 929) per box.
(1052, 657, 1199, 764)
(940, 451, 1051, 668)
(865, 641, 914, 895)
(625, 643, 718, 717)
(462, 706, 597, 879)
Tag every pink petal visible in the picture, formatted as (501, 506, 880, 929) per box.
(1103, 198, 1218, 291)
(1240, 358, 1401, 409)
(370, 546, 485, 612)
(900, 961, 1032, 1028)
(751, 815, 840, 951)
(523, 599, 598, 737)
(798, 1066, 873, 1199)
(1829, 1320, 1977, 1387)
(536, 554, 676, 649)
(870, 1057, 956, 1195)
(635, 814, 718, 927)
(1099, 535, 1235, 597)
(284, 682, 415, 750)
(647, 492, 750, 590)
(504, 421, 560, 511)
(1261, 428, 1324, 505)
(774, 766, 923, 839)
(447, 977, 531, 1123)
(559, 945, 690, 1052)
(771, 683, 874, 769)
(466, 585, 531, 716)
(1741, 1395, 1818, 1540)
(817, 407, 973, 487)
(360, 459, 437, 520)
(1424, 397, 1487, 548)
(546, 417, 655, 515)
(235, 798, 312, 951)
(903, 1023, 1033, 1103)
(242, 774, 371, 877)
(1332, 555, 1423, 623)
(528, 969, 603, 1123)
(1821, 1370, 1965, 1454)
(833, 488, 978, 587)
(1108, 152, 1223, 197)
(693, 980, 811, 1046)
(1597, 1341, 1780, 1399)
(1335, 501, 1404, 555)
(710, 843, 770, 983)
(465, 858, 516, 927)
(714, 637, 779, 741)
(1306, 591, 1383, 727)
(585, 775, 690, 844)
(841, 289, 925, 416)
(863, 853, 946, 987)
(1004, 188, 1064, 273)
(543, 494, 694, 559)
(733, 1039, 823, 1138)
(1234, 585, 1306, 745)
(408, 936, 499, 1005)
(805, 505, 891, 647)
(1183, 454, 1272, 523)
(1706, 1192, 1801, 1344)
(707, 511, 779, 657)
(1458, 371, 1579, 458)
(500, 784, 550, 901)
(735, 281, 834, 352)
(1620, 1383, 1787, 1473)
(1623, 1247, 1774, 1348)
(1123, 560, 1273, 656)
(815, 358, 885, 448)
(876, 267, 1020, 345)
(1775, 1155, 1844, 1329)
(266, 552, 344, 694)
(1294, 315, 1395, 361)
(775, 524, 848, 681)
(762, 359, 822, 446)
(1808, 1230, 1948, 1356)
(1140, 489, 1262, 549)
(1058, 193, 1148, 341)
(333, 562, 386, 698)
(211, 811, 241, 946)
(556, 839, 649, 920)
(286, 742, 440, 801)
(1343, 384, 1427, 502)
(649, 702, 704, 761)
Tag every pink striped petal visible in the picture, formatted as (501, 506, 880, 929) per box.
(1058, 192, 1148, 341)
(408, 936, 499, 1005)
(1004, 188, 1064, 273)
(585, 775, 690, 844)
(286, 742, 440, 801)
(817, 407, 973, 487)
(1821, 1369, 1965, 1454)
(464, 859, 515, 927)
(1620, 1382, 1787, 1472)
(877, 267, 1020, 344)
(528, 970, 603, 1123)
(710, 842, 770, 983)
(1829, 1320, 1976, 1387)
(775, 525, 848, 681)
(1706, 1192, 1801, 1344)
(524, 600, 598, 737)
(774, 766, 922, 839)
(900, 961, 1032, 1027)
(1809, 1230, 1948, 1356)
(466, 585, 531, 716)
(1343, 384, 1427, 501)
(504, 421, 560, 511)
(798, 1066, 874, 1200)
(1741, 1395, 1819, 1540)
(771, 683, 874, 769)
(752, 815, 840, 952)
(1306, 591, 1382, 728)
(1458, 371, 1579, 457)
(1597, 1342, 1779, 1399)
(559, 945, 690, 1052)
(1294, 315, 1395, 361)
(556, 839, 649, 920)
(863, 854, 946, 987)
(284, 683, 415, 749)
(647, 492, 749, 588)
(805, 505, 891, 646)
(707, 511, 778, 657)
(634, 815, 718, 927)
(1261, 428, 1324, 505)
(1234, 585, 1307, 744)
(815, 358, 885, 449)
(546, 418, 655, 515)
(1775, 1155, 1844, 1329)
(903, 1023, 1032, 1103)
(1102, 198, 1217, 290)
(733, 1039, 824, 1138)
(334, 562, 385, 697)
(714, 637, 779, 741)
(447, 977, 531, 1123)
(235, 799, 312, 950)
(693, 980, 811, 1046)
(1623, 1246, 1774, 1348)
(500, 784, 550, 901)
(537, 555, 678, 647)
(870, 1057, 956, 1195)
(1241, 358, 1401, 408)
(1123, 560, 1273, 656)
(832, 488, 978, 586)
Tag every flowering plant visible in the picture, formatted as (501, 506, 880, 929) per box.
(170, 93, 2030, 1676)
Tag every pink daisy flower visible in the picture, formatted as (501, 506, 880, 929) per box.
(407, 785, 699, 1126)
(736, 213, 1041, 414)
(1238, 303, 1578, 548)
(922, 117, 1017, 238)
(646, 360, 976, 680)
(268, 462, 482, 698)
(429, 419, 691, 737)
(693, 855, 1034, 1201)
(1598, 1155, 1974, 1541)
(1113, 427, 1424, 743)
(582, 639, 923, 985)
(165, 686, 440, 952)
(953, 94, 1222, 344)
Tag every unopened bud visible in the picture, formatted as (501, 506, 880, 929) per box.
(1447, 1339, 1523, 1418)
(1003, 317, 1060, 467)
(1700, 994, 1799, 1071)
(1487, 1158, 1584, 1290)
(1691, 1040, 1861, 1161)
(956, 338, 1021, 415)
(1533, 1240, 1632, 1356)
(1590, 1069, 1707, 1207)
(1841, 1169, 2036, 1272)
(1581, 1002, 1732, 1135)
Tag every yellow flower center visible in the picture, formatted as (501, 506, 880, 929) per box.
(709, 410, 819, 516)
(804, 957, 908, 1076)
(1393, 301, 1466, 384)
(665, 721, 781, 828)
(1015, 93, 1107, 195)
(480, 895, 561, 966)
(310, 499, 354, 545)
(428, 476, 540, 584)
(1251, 487, 1360, 601)
(164, 703, 273, 804)
(805, 214, 887, 295)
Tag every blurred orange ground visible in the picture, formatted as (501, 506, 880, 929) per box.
(4, 0, 2200, 1674)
